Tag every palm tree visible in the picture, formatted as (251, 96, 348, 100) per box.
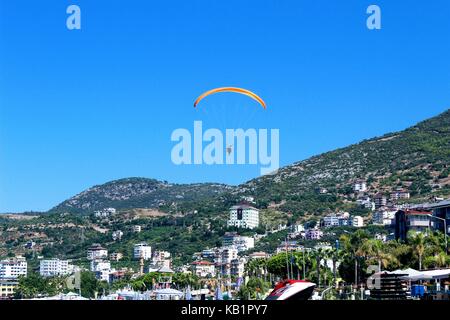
(410, 232, 426, 270)
(326, 248, 344, 288)
(434, 252, 449, 268)
(424, 252, 450, 269)
(425, 231, 446, 255)
(311, 248, 325, 288)
(360, 239, 397, 271)
(244, 260, 256, 277)
(292, 251, 313, 281)
(245, 258, 267, 279)
(384, 240, 410, 270)
(340, 230, 369, 286)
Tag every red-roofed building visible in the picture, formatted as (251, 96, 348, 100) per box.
(191, 261, 215, 278)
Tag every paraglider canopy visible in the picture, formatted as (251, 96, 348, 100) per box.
(194, 87, 266, 109)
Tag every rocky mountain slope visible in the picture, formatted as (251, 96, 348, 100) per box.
(50, 178, 233, 214)
(50, 109, 450, 221)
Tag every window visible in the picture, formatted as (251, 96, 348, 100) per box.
(237, 209, 243, 220)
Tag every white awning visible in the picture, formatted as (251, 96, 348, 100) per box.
(420, 269, 450, 280)
(401, 269, 450, 281)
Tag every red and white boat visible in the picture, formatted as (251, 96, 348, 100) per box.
(265, 279, 316, 300)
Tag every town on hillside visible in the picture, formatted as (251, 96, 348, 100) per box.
(1, 182, 450, 301)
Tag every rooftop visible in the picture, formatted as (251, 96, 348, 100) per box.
(230, 204, 258, 210)
(400, 209, 432, 215)
(427, 199, 450, 209)
(192, 260, 213, 266)
(88, 244, 106, 250)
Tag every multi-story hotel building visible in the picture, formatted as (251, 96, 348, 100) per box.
(39, 259, 73, 277)
(227, 205, 259, 229)
(133, 243, 152, 260)
(87, 244, 108, 260)
(0, 256, 27, 280)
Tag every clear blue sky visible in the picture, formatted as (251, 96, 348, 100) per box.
(0, 0, 449, 212)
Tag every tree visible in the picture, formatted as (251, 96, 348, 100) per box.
(14, 272, 63, 299)
(410, 232, 425, 270)
(339, 230, 370, 285)
(172, 272, 200, 289)
(245, 258, 268, 280)
(311, 248, 325, 288)
(267, 253, 289, 279)
(293, 251, 313, 281)
(80, 271, 99, 299)
(434, 252, 449, 268)
(325, 248, 344, 288)
(236, 277, 270, 300)
(424, 252, 450, 269)
(360, 239, 397, 271)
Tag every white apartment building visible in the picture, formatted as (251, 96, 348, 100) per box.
(191, 261, 215, 278)
(249, 251, 269, 259)
(95, 270, 111, 282)
(216, 247, 239, 265)
(152, 250, 171, 262)
(227, 205, 259, 229)
(132, 225, 142, 233)
(322, 212, 350, 228)
(305, 228, 323, 240)
(390, 190, 411, 201)
(222, 233, 255, 252)
(352, 216, 364, 228)
(151, 250, 172, 269)
(372, 210, 396, 225)
(87, 244, 108, 260)
(374, 194, 388, 209)
(90, 260, 112, 282)
(230, 258, 246, 277)
(276, 241, 304, 254)
(322, 215, 340, 228)
(200, 249, 216, 260)
(133, 243, 152, 260)
(223, 247, 238, 264)
(357, 196, 375, 211)
(94, 207, 116, 218)
(353, 180, 367, 192)
(112, 230, 123, 241)
(39, 259, 73, 277)
(241, 196, 255, 203)
(90, 260, 111, 273)
(0, 280, 18, 298)
(110, 252, 123, 261)
(0, 256, 27, 280)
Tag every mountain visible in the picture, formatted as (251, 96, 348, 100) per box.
(50, 178, 233, 214)
(50, 109, 450, 220)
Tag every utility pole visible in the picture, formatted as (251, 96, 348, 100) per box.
(303, 249, 306, 280)
(290, 248, 294, 280)
(285, 237, 290, 279)
(140, 255, 144, 275)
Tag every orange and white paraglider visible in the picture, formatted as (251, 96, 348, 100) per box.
(193, 87, 266, 109)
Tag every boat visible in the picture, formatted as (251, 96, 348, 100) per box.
(265, 279, 316, 300)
